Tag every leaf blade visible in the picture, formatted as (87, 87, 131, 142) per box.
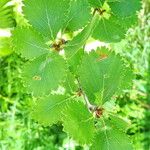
(62, 101, 95, 144)
(65, 13, 99, 60)
(78, 49, 133, 105)
(12, 27, 49, 59)
(0, 0, 16, 28)
(23, 0, 70, 39)
(91, 118, 133, 150)
(32, 95, 72, 126)
(65, 0, 92, 31)
(23, 52, 67, 96)
(108, 0, 141, 18)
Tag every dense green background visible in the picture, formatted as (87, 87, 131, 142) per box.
(0, 0, 150, 149)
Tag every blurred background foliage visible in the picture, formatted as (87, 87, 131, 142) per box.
(0, 0, 150, 150)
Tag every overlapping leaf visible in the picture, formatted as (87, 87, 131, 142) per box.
(0, 0, 16, 28)
(78, 51, 103, 103)
(12, 27, 49, 59)
(65, 0, 92, 31)
(108, 0, 141, 18)
(67, 48, 84, 74)
(93, 16, 127, 42)
(23, 52, 67, 96)
(23, 0, 70, 39)
(32, 95, 72, 126)
(16, 0, 138, 148)
(65, 13, 99, 59)
(91, 1, 141, 42)
(62, 101, 95, 144)
(91, 118, 133, 150)
(78, 49, 133, 105)
(64, 72, 78, 94)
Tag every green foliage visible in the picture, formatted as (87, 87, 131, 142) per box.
(88, 0, 104, 7)
(65, 13, 99, 73)
(65, 13, 99, 59)
(92, 15, 127, 42)
(12, 27, 49, 59)
(0, 0, 16, 28)
(10, 0, 142, 149)
(108, 0, 141, 17)
(23, 0, 70, 39)
(111, 7, 150, 149)
(62, 101, 95, 144)
(66, 0, 92, 31)
(91, 118, 133, 150)
(32, 95, 73, 126)
(0, 37, 12, 56)
(108, 114, 129, 131)
(64, 71, 78, 94)
(23, 52, 67, 96)
(0, 54, 68, 150)
(89, 0, 141, 42)
(78, 49, 133, 105)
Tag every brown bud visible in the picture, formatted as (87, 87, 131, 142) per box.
(94, 107, 104, 118)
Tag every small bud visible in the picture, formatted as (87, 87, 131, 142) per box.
(94, 107, 104, 118)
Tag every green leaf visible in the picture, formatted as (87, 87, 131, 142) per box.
(78, 49, 133, 105)
(115, 15, 138, 30)
(108, 0, 141, 18)
(0, 0, 9, 7)
(64, 72, 78, 94)
(78, 51, 102, 103)
(65, 0, 92, 31)
(23, 0, 70, 39)
(91, 119, 133, 150)
(68, 48, 84, 74)
(0, 37, 12, 56)
(91, 1, 140, 43)
(23, 52, 67, 96)
(88, 0, 104, 7)
(0, 0, 16, 28)
(108, 114, 130, 131)
(62, 101, 95, 144)
(65, 13, 99, 59)
(32, 95, 73, 126)
(92, 16, 127, 42)
(12, 27, 49, 59)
